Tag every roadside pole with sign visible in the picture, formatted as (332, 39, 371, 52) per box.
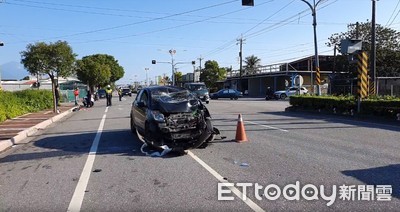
(294, 75, 304, 95)
(340, 39, 365, 113)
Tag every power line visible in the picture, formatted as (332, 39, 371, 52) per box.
(67, 4, 258, 45)
(14, 0, 240, 41)
(386, 1, 400, 27)
(244, 0, 337, 40)
(242, 0, 295, 36)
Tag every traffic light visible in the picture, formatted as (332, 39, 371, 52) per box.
(192, 61, 195, 65)
(242, 0, 254, 6)
(152, 60, 156, 64)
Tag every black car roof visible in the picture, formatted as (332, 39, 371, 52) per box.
(144, 86, 185, 92)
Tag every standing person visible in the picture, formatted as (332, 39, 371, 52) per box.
(55, 85, 60, 113)
(118, 87, 122, 101)
(73, 88, 79, 106)
(86, 89, 92, 108)
(105, 85, 113, 106)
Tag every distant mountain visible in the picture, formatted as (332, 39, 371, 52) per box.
(1, 61, 29, 80)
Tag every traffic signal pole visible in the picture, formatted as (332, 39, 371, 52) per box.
(301, 0, 323, 95)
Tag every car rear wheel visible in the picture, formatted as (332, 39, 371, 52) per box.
(280, 94, 287, 99)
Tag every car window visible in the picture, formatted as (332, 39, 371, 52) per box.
(289, 88, 297, 91)
(135, 90, 143, 101)
(139, 91, 148, 106)
(223, 90, 229, 94)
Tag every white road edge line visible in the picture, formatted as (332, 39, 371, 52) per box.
(187, 151, 265, 212)
(67, 109, 107, 212)
(245, 121, 288, 132)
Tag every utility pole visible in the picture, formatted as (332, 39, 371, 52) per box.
(237, 35, 245, 92)
(145, 68, 149, 86)
(301, 0, 323, 95)
(371, 0, 377, 95)
(169, 49, 176, 86)
(197, 56, 203, 71)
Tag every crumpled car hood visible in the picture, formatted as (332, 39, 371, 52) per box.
(152, 91, 200, 113)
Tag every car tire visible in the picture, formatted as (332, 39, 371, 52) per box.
(280, 94, 287, 99)
(206, 101, 209, 104)
(230, 98, 233, 100)
(234, 97, 238, 100)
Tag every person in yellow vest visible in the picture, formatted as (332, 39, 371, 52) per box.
(105, 85, 113, 106)
(118, 87, 122, 101)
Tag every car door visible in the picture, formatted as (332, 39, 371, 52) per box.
(221, 90, 229, 98)
(287, 87, 297, 96)
(132, 90, 148, 133)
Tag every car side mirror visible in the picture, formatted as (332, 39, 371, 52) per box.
(137, 102, 146, 108)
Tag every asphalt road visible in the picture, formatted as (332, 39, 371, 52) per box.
(0, 96, 399, 211)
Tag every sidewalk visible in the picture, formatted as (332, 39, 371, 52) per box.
(0, 103, 78, 153)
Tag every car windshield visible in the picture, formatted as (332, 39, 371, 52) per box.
(188, 85, 207, 91)
(152, 88, 194, 103)
(122, 88, 130, 92)
(97, 89, 106, 94)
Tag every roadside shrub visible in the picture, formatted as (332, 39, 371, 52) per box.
(289, 95, 400, 119)
(0, 90, 53, 123)
(290, 95, 355, 113)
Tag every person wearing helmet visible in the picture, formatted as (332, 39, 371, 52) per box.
(105, 85, 113, 106)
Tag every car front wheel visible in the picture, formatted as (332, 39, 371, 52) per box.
(280, 94, 287, 99)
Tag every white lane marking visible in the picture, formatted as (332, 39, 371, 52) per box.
(67, 109, 107, 212)
(245, 121, 288, 132)
(187, 151, 265, 212)
(105, 107, 109, 113)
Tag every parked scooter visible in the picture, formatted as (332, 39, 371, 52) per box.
(265, 93, 276, 100)
(83, 96, 94, 107)
(265, 87, 276, 100)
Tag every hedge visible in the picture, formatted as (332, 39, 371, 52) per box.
(0, 90, 53, 123)
(289, 95, 400, 118)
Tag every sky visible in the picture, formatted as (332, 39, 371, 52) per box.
(0, 0, 399, 84)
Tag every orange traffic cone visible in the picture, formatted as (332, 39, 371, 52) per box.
(235, 114, 248, 143)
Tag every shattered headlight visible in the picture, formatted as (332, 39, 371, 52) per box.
(151, 110, 165, 122)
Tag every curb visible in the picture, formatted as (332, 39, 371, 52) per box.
(0, 107, 78, 153)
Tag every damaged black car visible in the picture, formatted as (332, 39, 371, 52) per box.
(130, 86, 219, 151)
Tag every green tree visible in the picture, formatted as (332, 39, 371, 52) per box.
(200, 60, 226, 90)
(244, 55, 261, 75)
(175, 71, 183, 83)
(76, 54, 124, 90)
(327, 22, 400, 77)
(21, 40, 76, 112)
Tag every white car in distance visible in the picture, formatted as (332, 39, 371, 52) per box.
(274, 86, 308, 99)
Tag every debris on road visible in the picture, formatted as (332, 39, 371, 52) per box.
(140, 143, 172, 157)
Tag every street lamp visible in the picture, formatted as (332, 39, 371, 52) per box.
(301, 0, 323, 95)
(169, 49, 176, 86)
(0, 41, 4, 90)
(145, 68, 149, 86)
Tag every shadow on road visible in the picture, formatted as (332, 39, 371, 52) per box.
(0, 129, 184, 163)
(341, 164, 400, 199)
